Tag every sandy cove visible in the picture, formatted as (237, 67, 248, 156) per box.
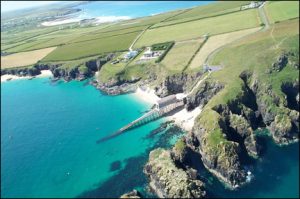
(1, 70, 53, 82)
(132, 86, 201, 132)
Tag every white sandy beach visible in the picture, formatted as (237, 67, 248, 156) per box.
(1, 70, 53, 82)
(41, 16, 131, 27)
(133, 86, 161, 105)
(165, 107, 202, 131)
(41, 18, 81, 26)
(133, 86, 201, 131)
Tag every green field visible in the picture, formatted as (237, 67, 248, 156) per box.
(43, 31, 141, 61)
(152, 1, 251, 29)
(161, 39, 203, 72)
(134, 9, 260, 48)
(196, 18, 299, 149)
(265, 1, 299, 24)
(203, 19, 299, 113)
(97, 52, 131, 82)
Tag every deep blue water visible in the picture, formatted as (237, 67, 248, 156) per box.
(74, 1, 213, 20)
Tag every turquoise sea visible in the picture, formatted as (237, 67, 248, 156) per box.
(74, 1, 213, 20)
(1, 78, 299, 198)
(1, 78, 183, 198)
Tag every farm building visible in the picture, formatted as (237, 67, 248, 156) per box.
(241, 1, 264, 10)
(143, 47, 155, 58)
(124, 50, 138, 59)
(140, 47, 162, 61)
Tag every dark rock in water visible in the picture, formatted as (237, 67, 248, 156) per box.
(120, 189, 142, 198)
(110, 161, 122, 172)
(244, 134, 261, 158)
(145, 121, 175, 139)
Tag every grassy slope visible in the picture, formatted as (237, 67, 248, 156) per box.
(1, 9, 182, 55)
(134, 9, 260, 48)
(152, 1, 251, 28)
(42, 31, 140, 61)
(197, 19, 299, 148)
(265, 1, 299, 24)
(161, 39, 203, 72)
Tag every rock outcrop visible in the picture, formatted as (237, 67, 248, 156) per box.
(251, 78, 299, 145)
(120, 190, 141, 198)
(1, 54, 113, 82)
(144, 148, 206, 198)
(154, 72, 203, 97)
(185, 80, 224, 111)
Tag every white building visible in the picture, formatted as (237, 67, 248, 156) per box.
(124, 50, 138, 60)
(241, 1, 263, 10)
(143, 47, 154, 58)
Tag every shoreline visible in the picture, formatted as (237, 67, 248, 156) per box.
(1, 70, 53, 83)
(131, 86, 201, 132)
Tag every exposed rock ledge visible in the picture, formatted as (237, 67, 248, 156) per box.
(1, 54, 112, 82)
(144, 148, 206, 198)
(120, 190, 141, 198)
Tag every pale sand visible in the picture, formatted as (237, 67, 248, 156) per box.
(132, 87, 161, 105)
(41, 18, 81, 26)
(1, 70, 53, 83)
(133, 86, 201, 131)
(165, 107, 202, 132)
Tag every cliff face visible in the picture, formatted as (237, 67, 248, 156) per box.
(248, 78, 299, 145)
(185, 80, 224, 111)
(184, 64, 299, 189)
(1, 63, 56, 76)
(154, 72, 203, 97)
(120, 190, 141, 198)
(1, 55, 111, 82)
(144, 148, 206, 198)
(51, 57, 110, 81)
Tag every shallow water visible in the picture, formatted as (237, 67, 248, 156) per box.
(1, 78, 299, 198)
(1, 78, 183, 198)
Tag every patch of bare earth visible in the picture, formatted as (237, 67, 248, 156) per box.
(1, 47, 56, 68)
(189, 27, 261, 69)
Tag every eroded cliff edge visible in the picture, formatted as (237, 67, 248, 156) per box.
(143, 49, 299, 196)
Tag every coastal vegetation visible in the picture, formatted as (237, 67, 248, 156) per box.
(1, 1, 299, 198)
(134, 9, 260, 47)
(161, 39, 203, 72)
(265, 1, 299, 24)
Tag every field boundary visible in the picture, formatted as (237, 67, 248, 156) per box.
(183, 36, 208, 72)
(150, 9, 245, 30)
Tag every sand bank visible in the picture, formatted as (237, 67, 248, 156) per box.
(1, 70, 53, 83)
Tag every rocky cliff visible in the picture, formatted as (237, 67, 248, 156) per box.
(1, 54, 112, 82)
(185, 80, 224, 111)
(144, 148, 206, 198)
(154, 72, 203, 97)
(120, 190, 142, 198)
